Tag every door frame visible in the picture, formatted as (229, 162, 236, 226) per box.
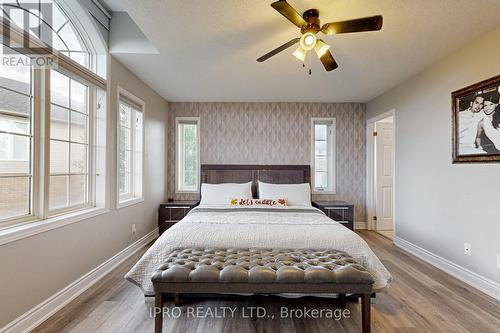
(366, 109, 396, 234)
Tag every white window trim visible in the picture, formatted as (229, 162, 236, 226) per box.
(116, 86, 145, 209)
(0, 68, 37, 227)
(45, 70, 96, 217)
(311, 117, 336, 194)
(0, 206, 109, 246)
(0, 9, 106, 88)
(0, 2, 109, 244)
(175, 117, 200, 194)
(0, 70, 108, 241)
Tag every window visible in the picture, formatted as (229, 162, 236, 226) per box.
(0, 51, 33, 221)
(49, 70, 90, 213)
(0, 0, 106, 77)
(0, 54, 106, 227)
(176, 117, 199, 192)
(117, 90, 144, 206)
(0, 2, 107, 228)
(311, 118, 336, 193)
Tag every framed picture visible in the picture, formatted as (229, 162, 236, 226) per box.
(452, 74, 500, 163)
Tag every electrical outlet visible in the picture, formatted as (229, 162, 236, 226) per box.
(131, 224, 137, 235)
(464, 243, 471, 256)
(497, 255, 500, 269)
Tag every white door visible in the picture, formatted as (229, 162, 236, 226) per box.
(375, 122, 394, 231)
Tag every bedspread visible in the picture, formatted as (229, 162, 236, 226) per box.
(125, 207, 392, 295)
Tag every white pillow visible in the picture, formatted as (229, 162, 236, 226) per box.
(200, 182, 253, 206)
(258, 181, 311, 206)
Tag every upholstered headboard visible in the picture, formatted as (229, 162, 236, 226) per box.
(200, 164, 311, 197)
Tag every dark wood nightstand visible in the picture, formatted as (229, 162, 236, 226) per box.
(159, 201, 198, 235)
(312, 201, 354, 230)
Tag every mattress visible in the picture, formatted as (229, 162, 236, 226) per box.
(125, 205, 392, 296)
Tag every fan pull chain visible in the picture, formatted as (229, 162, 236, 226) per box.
(308, 51, 312, 75)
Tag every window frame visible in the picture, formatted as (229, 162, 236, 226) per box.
(116, 86, 145, 209)
(311, 117, 336, 194)
(0, 2, 109, 236)
(0, 65, 37, 225)
(175, 117, 200, 194)
(0, 66, 107, 230)
(45, 70, 95, 217)
(0, 0, 107, 80)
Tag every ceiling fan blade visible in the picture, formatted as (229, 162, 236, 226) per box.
(321, 15, 383, 35)
(271, 0, 307, 28)
(318, 49, 338, 71)
(256, 37, 300, 62)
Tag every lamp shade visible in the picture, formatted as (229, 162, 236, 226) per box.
(314, 40, 331, 58)
(292, 46, 307, 62)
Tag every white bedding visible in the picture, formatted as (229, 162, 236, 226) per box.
(126, 206, 392, 295)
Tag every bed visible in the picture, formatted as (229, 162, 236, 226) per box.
(125, 165, 392, 296)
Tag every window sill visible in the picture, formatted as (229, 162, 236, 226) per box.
(175, 190, 199, 194)
(0, 207, 110, 246)
(117, 197, 144, 209)
(313, 190, 337, 195)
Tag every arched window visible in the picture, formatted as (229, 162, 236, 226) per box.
(0, 0, 107, 227)
(0, 0, 107, 77)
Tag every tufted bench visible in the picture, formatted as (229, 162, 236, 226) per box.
(152, 248, 375, 333)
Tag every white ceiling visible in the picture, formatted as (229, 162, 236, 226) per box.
(103, 0, 500, 103)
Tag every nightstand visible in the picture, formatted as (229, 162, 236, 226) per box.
(312, 201, 354, 230)
(158, 201, 198, 235)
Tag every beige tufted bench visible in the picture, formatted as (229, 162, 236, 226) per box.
(152, 248, 375, 333)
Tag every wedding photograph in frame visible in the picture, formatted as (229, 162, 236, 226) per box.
(452, 74, 500, 163)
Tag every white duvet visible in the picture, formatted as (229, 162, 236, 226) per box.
(126, 206, 392, 295)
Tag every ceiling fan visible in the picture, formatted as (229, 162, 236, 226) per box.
(257, 0, 383, 72)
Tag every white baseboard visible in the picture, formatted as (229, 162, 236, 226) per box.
(1, 228, 159, 333)
(394, 236, 500, 302)
(354, 221, 367, 230)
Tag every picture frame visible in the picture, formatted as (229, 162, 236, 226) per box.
(452, 74, 500, 163)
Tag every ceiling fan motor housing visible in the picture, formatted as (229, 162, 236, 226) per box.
(301, 9, 320, 33)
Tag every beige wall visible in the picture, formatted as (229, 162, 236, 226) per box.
(367, 27, 500, 284)
(0, 56, 168, 327)
(168, 102, 367, 221)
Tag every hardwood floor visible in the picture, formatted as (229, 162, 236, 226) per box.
(33, 231, 500, 333)
(375, 230, 393, 240)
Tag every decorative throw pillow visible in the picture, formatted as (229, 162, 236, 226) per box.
(230, 198, 288, 207)
(200, 182, 253, 206)
(258, 181, 311, 206)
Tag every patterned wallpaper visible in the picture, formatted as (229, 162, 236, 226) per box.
(167, 102, 366, 221)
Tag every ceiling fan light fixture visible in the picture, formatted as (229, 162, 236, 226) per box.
(299, 32, 317, 51)
(314, 40, 330, 58)
(292, 46, 307, 62)
(257, 1, 384, 72)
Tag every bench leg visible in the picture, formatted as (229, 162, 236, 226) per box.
(155, 292, 163, 333)
(174, 293, 181, 307)
(338, 293, 347, 307)
(361, 293, 371, 333)
(249, 295, 257, 321)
